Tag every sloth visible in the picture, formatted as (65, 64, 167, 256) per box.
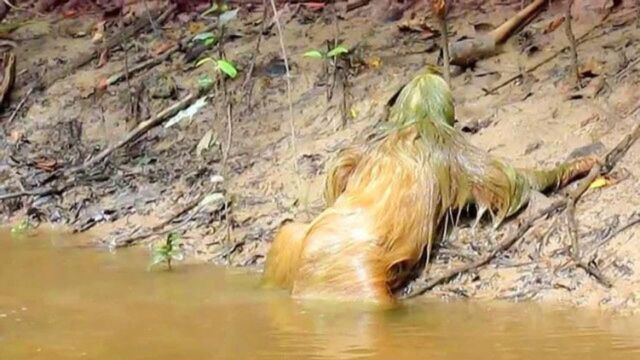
(262, 66, 595, 305)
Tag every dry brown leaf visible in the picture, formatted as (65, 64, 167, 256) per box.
(543, 16, 565, 34)
(431, 0, 446, 19)
(397, 17, 437, 38)
(34, 157, 58, 172)
(91, 20, 105, 44)
(152, 41, 174, 56)
(188, 21, 206, 35)
(9, 130, 23, 143)
(580, 58, 605, 77)
(366, 56, 383, 69)
(97, 77, 109, 91)
(97, 50, 109, 68)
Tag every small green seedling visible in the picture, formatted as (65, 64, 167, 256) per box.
(304, 44, 352, 121)
(202, 2, 231, 17)
(303, 45, 349, 60)
(10, 219, 33, 238)
(149, 232, 184, 271)
(193, 32, 217, 47)
(196, 57, 238, 78)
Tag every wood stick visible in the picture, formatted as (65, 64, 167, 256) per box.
(0, 92, 200, 202)
(0, 51, 15, 109)
(5, 86, 31, 126)
(564, 0, 581, 88)
(482, 8, 634, 95)
(449, 0, 545, 67)
(69, 92, 198, 173)
(346, 0, 369, 12)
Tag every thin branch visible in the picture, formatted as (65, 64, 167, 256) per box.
(268, 0, 308, 209)
(6, 87, 32, 126)
(564, 164, 613, 287)
(437, 11, 451, 85)
(222, 102, 234, 244)
(143, 0, 160, 37)
(564, 0, 581, 88)
(120, 16, 134, 117)
(269, 0, 298, 173)
(241, 0, 269, 108)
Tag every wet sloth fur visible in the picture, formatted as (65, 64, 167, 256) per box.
(263, 66, 595, 305)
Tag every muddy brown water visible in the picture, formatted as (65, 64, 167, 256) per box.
(2, 229, 640, 360)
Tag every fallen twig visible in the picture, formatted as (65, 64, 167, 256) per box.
(481, 10, 629, 96)
(346, 0, 369, 12)
(449, 0, 546, 67)
(404, 107, 640, 299)
(432, 0, 450, 85)
(614, 56, 640, 82)
(69, 92, 198, 174)
(113, 192, 213, 248)
(588, 213, 640, 255)
(0, 51, 16, 109)
(0, 180, 69, 201)
(564, 164, 612, 287)
(405, 199, 566, 299)
(5, 85, 31, 126)
(0, 93, 200, 202)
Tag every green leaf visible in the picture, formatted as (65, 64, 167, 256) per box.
(167, 232, 181, 243)
(193, 32, 215, 42)
(219, 9, 239, 26)
(195, 57, 215, 68)
(10, 219, 32, 236)
(303, 50, 324, 59)
(216, 59, 238, 78)
(327, 45, 349, 58)
(203, 37, 216, 47)
(203, 2, 230, 15)
(150, 254, 166, 266)
(201, 3, 221, 16)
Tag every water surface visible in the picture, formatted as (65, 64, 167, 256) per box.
(1, 229, 639, 359)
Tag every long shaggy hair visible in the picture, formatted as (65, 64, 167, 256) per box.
(263, 66, 595, 304)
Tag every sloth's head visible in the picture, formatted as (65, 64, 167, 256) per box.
(389, 65, 455, 130)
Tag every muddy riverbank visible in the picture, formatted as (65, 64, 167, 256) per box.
(1, 1, 640, 312)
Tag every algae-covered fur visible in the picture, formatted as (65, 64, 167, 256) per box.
(263, 66, 595, 304)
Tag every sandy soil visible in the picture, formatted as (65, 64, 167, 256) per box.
(1, 1, 639, 313)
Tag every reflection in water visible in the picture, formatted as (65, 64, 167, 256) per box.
(1, 229, 639, 360)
